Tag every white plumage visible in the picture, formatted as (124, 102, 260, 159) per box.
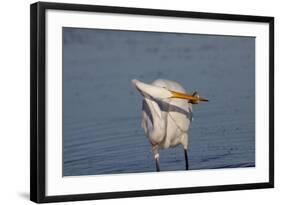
(142, 79, 191, 149)
(132, 79, 208, 171)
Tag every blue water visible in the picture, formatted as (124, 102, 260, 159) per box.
(63, 28, 255, 176)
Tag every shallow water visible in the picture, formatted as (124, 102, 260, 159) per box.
(63, 28, 255, 176)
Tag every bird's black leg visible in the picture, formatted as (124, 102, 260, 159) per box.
(155, 157, 160, 172)
(153, 146, 160, 172)
(184, 149, 189, 170)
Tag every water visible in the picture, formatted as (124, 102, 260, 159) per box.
(63, 28, 255, 176)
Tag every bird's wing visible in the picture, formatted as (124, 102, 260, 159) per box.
(142, 99, 153, 134)
(167, 98, 192, 133)
(142, 97, 164, 134)
(153, 79, 192, 133)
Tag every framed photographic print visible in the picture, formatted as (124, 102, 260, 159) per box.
(30, 1, 274, 203)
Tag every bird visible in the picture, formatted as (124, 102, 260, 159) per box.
(132, 79, 208, 172)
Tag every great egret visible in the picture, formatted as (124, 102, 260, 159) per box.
(132, 79, 208, 172)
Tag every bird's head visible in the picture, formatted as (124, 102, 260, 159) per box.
(132, 79, 208, 104)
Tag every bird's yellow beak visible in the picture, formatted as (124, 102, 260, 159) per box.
(170, 90, 208, 103)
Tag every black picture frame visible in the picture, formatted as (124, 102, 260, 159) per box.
(30, 1, 274, 203)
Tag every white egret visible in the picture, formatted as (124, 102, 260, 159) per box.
(132, 79, 208, 171)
